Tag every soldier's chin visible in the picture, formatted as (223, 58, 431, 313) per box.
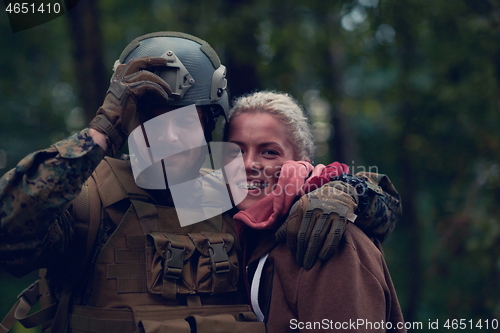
(165, 167, 195, 185)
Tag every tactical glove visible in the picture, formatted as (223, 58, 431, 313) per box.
(276, 181, 358, 269)
(89, 57, 173, 155)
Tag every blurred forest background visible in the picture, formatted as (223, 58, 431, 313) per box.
(0, 0, 499, 332)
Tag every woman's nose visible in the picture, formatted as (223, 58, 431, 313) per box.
(244, 156, 263, 172)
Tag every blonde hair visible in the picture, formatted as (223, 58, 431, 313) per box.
(226, 91, 314, 161)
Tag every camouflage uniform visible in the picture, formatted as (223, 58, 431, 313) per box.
(351, 172, 402, 244)
(0, 129, 104, 278)
(0, 129, 262, 333)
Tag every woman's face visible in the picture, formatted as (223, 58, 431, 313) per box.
(226, 112, 297, 210)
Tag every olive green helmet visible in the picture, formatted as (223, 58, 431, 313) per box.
(114, 32, 228, 130)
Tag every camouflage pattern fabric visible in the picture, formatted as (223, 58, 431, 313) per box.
(354, 172, 402, 242)
(0, 129, 105, 277)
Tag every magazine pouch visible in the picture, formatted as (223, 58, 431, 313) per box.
(146, 232, 238, 301)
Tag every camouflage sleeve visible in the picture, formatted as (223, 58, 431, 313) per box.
(0, 128, 105, 277)
(353, 172, 402, 243)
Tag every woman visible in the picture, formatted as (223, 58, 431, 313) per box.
(224, 91, 405, 332)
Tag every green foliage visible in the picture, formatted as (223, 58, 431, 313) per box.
(0, 10, 75, 171)
(338, 0, 500, 327)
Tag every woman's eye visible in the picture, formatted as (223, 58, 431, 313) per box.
(263, 150, 279, 157)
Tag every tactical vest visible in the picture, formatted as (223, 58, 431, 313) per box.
(1, 157, 265, 333)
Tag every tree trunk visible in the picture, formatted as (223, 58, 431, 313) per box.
(326, 17, 358, 164)
(393, 3, 422, 323)
(221, 0, 261, 99)
(66, 0, 108, 123)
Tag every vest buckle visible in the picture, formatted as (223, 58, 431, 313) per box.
(208, 241, 230, 274)
(164, 245, 184, 280)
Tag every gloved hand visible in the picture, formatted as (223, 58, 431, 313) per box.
(276, 181, 358, 269)
(89, 57, 173, 155)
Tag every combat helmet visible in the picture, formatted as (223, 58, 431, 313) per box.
(115, 31, 228, 138)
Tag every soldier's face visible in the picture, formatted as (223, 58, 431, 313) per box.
(129, 104, 207, 188)
(150, 105, 206, 182)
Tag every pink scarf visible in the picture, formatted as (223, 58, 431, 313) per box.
(233, 161, 349, 230)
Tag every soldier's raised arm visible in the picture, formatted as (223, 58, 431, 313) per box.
(0, 56, 173, 278)
(0, 130, 105, 277)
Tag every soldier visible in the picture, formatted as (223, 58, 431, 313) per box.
(0, 32, 401, 333)
(0, 31, 267, 333)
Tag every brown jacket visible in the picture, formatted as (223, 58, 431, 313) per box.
(245, 223, 405, 332)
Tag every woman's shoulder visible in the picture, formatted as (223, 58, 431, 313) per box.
(340, 222, 388, 281)
(343, 222, 383, 255)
